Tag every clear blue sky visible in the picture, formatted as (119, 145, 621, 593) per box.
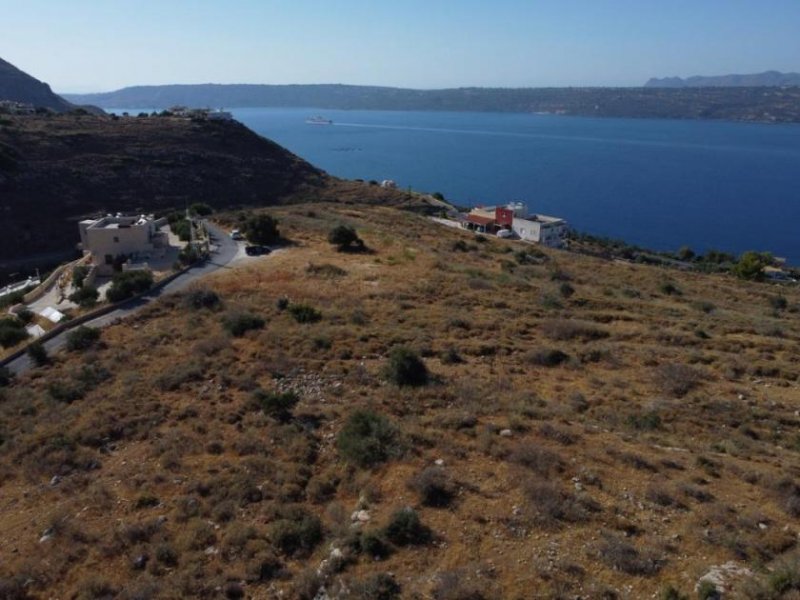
(2, 0, 799, 92)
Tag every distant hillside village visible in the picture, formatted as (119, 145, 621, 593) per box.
(118, 106, 233, 121)
(0, 100, 36, 114)
(0, 101, 235, 121)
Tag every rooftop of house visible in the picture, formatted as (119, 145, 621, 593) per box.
(83, 215, 155, 230)
(518, 214, 566, 225)
(465, 214, 496, 226)
(466, 205, 566, 226)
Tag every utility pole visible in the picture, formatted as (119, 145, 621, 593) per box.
(186, 204, 195, 251)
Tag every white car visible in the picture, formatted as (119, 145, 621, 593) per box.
(230, 229, 243, 240)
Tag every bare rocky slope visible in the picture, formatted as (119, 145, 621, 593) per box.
(0, 56, 74, 112)
(0, 113, 436, 280)
(1, 203, 800, 599)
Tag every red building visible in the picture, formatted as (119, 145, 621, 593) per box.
(495, 206, 514, 227)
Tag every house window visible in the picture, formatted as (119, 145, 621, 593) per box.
(104, 254, 113, 265)
(113, 236, 119, 243)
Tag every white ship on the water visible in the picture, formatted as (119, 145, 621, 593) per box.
(306, 115, 333, 125)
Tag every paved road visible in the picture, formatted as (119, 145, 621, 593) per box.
(6, 222, 240, 376)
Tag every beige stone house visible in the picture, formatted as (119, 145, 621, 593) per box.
(78, 215, 168, 275)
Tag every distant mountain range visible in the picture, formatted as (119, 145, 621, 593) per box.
(64, 83, 800, 123)
(646, 70, 800, 88)
(0, 57, 74, 111)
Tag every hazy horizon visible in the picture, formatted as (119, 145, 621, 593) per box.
(58, 72, 800, 96)
(3, 0, 800, 94)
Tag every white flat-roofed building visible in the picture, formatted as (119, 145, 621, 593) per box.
(511, 213, 567, 248)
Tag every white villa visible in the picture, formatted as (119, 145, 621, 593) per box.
(78, 214, 169, 275)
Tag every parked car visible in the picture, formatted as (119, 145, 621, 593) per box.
(230, 229, 243, 240)
(245, 245, 270, 256)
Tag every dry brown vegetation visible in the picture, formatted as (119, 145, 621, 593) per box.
(2, 203, 800, 599)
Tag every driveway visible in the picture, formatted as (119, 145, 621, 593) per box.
(6, 222, 242, 376)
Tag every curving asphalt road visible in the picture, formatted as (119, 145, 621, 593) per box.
(6, 222, 240, 376)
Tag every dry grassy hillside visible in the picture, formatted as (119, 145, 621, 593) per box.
(1, 204, 800, 600)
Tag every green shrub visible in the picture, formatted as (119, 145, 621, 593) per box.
(384, 346, 428, 386)
(155, 361, 204, 391)
(178, 243, 204, 265)
(732, 251, 772, 281)
(69, 285, 99, 308)
(190, 202, 213, 216)
(155, 544, 178, 566)
(75, 364, 111, 388)
(288, 304, 321, 324)
(253, 389, 299, 422)
(134, 494, 160, 509)
(383, 507, 431, 546)
(106, 270, 153, 303)
(72, 265, 89, 288)
(0, 317, 28, 348)
(440, 347, 464, 365)
(659, 282, 682, 296)
(699, 249, 735, 265)
(312, 336, 331, 350)
(337, 410, 401, 468)
(515, 248, 547, 264)
(627, 411, 662, 431)
(770, 295, 788, 311)
(408, 467, 456, 507)
(183, 288, 221, 310)
(0, 286, 34, 309)
(47, 381, 86, 403)
(696, 580, 718, 600)
(328, 225, 364, 251)
(541, 320, 607, 341)
(65, 326, 100, 351)
(595, 533, 662, 576)
(16, 309, 34, 324)
(27, 341, 49, 366)
(221, 311, 265, 336)
(526, 348, 570, 367)
(305, 263, 347, 278)
(654, 363, 702, 398)
(539, 294, 563, 310)
(659, 585, 688, 600)
(46, 365, 109, 402)
(243, 213, 280, 245)
(451, 240, 473, 252)
(358, 530, 392, 559)
(0, 366, 12, 387)
(268, 507, 322, 557)
(692, 301, 716, 313)
(167, 212, 191, 241)
(348, 573, 401, 600)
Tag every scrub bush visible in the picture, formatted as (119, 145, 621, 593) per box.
(337, 410, 401, 468)
(384, 346, 428, 386)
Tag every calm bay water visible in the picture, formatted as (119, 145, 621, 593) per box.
(117, 107, 800, 263)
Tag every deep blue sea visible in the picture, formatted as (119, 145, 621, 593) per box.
(115, 107, 800, 263)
